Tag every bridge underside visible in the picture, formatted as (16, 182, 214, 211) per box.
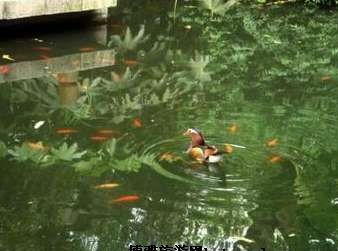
(0, 0, 117, 20)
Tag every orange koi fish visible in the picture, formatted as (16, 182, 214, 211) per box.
(266, 138, 278, 147)
(33, 46, 52, 52)
(90, 133, 112, 142)
(111, 195, 139, 204)
(124, 60, 139, 66)
(133, 118, 143, 128)
(95, 183, 120, 189)
(321, 76, 331, 81)
(79, 47, 95, 52)
(55, 128, 78, 135)
(27, 142, 49, 151)
(224, 144, 234, 154)
(0, 65, 10, 75)
(227, 124, 238, 134)
(96, 129, 121, 136)
(97, 129, 114, 135)
(269, 155, 283, 164)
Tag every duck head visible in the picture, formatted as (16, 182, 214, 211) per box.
(183, 128, 205, 147)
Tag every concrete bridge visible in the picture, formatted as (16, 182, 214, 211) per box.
(0, 25, 116, 83)
(0, 0, 117, 21)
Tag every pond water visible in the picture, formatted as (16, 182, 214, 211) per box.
(1, 1, 338, 251)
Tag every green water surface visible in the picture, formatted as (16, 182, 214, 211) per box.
(0, 1, 338, 251)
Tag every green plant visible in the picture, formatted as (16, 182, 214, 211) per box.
(0, 141, 7, 159)
(198, 0, 238, 17)
(108, 26, 149, 52)
(305, 0, 338, 5)
(8, 144, 46, 164)
(50, 143, 87, 162)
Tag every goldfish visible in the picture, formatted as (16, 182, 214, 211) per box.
(55, 128, 78, 135)
(266, 138, 278, 147)
(27, 141, 49, 151)
(269, 155, 283, 164)
(133, 118, 143, 128)
(95, 183, 120, 189)
(90, 133, 112, 142)
(224, 144, 234, 154)
(124, 60, 139, 66)
(111, 195, 139, 204)
(321, 76, 331, 81)
(97, 129, 114, 134)
(227, 124, 239, 134)
(96, 129, 121, 137)
(79, 47, 95, 52)
(33, 46, 52, 52)
(0, 65, 10, 75)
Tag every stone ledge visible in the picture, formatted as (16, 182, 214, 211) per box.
(0, 49, 116, 83)
(0, 0, 117, 20)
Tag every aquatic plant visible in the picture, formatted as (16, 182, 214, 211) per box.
(305, 0, 338, 5)
(108, 25, 149, 52)
(0, 141, 7, 159)
(198, 0, 238, 17)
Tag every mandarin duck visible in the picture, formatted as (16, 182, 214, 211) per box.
(183, 128, 224, 163)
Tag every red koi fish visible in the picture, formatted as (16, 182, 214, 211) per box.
(79, 47, 95, 52)
(55, 128, 78, 135)
(90, 133, 112, 142)
(133, 118, 143, 128)
(269, 155, 283, 164)
(33, 46, 52, 52)
(266, 138, 278, 147)
(0, 65, 10, 75)
(111, 195, 140, 204)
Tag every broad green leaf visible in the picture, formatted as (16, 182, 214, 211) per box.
(51, 143, 86, 162)
(105, 139, 117, 157)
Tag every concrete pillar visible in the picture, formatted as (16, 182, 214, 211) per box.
(57, 72, 80, 106)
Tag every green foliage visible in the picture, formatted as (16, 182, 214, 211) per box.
(0, 141, 7, 159)
(72, 157, 102, 175)
(186, 52, 212, 82)
(112, 154, 143, 172)
(50, 143, 87, 162)
(8, 144, 46, 164)
(305, 0, 338, 6)
(198, 0, 237, 17)
(108, 26, 149, 52)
